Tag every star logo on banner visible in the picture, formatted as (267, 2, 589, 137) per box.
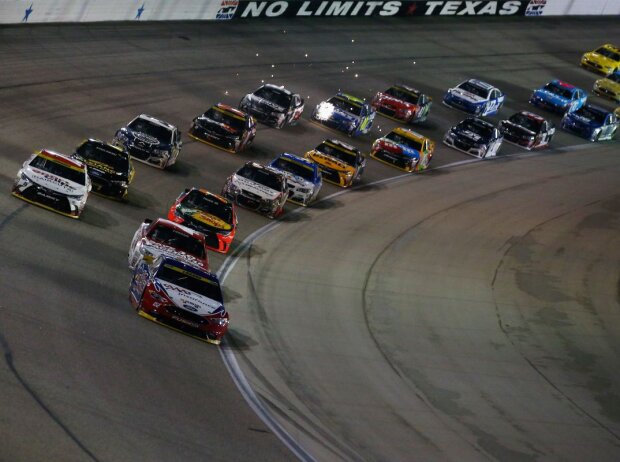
(135, 3, 145, 20)
(22, 3, 34, 22)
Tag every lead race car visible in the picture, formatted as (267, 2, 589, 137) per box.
(370, 127, 434, 172)
(304, 139, 366, 188)
(113, 114, 182, 169)
(311, 92, 375, 136)
(498, 111, 555, 150)
(128, 218, 210, 271)
(130, 255, 229, 345)
(443, 79, 505, 116)
(372, 84, 432, 124)
(268, 153, 322, 207)
(189, 103, 256, 153)
(581, 43, 620, 76)
(12, 149, 91, 218)
(443, 117, 503, 159)
(239, 83, 304, 128)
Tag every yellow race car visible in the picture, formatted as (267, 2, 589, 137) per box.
(581, 44, 620, 75)
(304, 139, 366, 187)
(593, 72, 620, 102)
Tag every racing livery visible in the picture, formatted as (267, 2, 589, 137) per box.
(443, 79, 505, 116)
(268, 153, 322, 206)
(113, 114, 181, 169)
(311, 92, 375, 136)
(129, 256, 229, 345)
(498, 111, 555, 150)
(72, 139, 134, 199)
(581, 44, 620, 75)
(529, 80, 587, 114)
(222, 161, 289, 218)
(12, 149, 91, 218)
(593, 71, 620, 102)
(239, 84, 304, 128)
(189, 103, 256, 153)
(370, 127, 435, 172)
(443, 117, 503, 159)
(128, 218, 210, 271)
(371, 84, 432, 124)
(304, 139, 366, 187)
(167, 188, 237, 254)
(561, 104, 618, 141)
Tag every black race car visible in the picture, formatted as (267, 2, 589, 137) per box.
(443, 117, 503, 159)
(499, 111, 555, 150)
(239, 84, 304, 128)
(72, 139, 135, 199)
(189, 103, 256, 153)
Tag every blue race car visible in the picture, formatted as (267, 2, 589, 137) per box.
(443, 79, 505, 116)
(268, 153, 322, 207)
(529, 80, 587, 114)
(311, 92, 375, 136)
(561, 103, 619, 141)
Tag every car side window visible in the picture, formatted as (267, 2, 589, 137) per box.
(419, 95, 427, 105)
(574, 91, 581, 100)
(490, 89, 498, 99)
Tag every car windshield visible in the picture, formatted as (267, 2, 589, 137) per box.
(272, 157, 315, 180)
(156, 263, 223, 303)
(509, 113, 543, 132)
(315, 142, 357, 166)
(254, 86, 292, 108)
(384, 86, 420, 104)
(128, 118, 173, 143)
(385, 132, 423, 151)
(29, 154, 86, 185)
(543, 83, 572, 99)
(147, 224, 206, 260)
(575, 106, 607, 123)
(202, 108, 245, 132)
(459, 119, 494, 139)
(76, 141, 129, 171)
(458, 81, 489, 98)
(236, 164, 284, 191)
(596, 47, 620, 61)
(327, 96, 363, 116)
(178, 190, 233, 223)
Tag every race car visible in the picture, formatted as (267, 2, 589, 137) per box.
(167, 188, 237, 254)
(371, 84, 432, 124)
(72, 139, 134, 200)
(529, 80, 587, 114)
(268, 153, 322, 207)
(498, 111, 555, 150)
(581, 44, 620, 76)
(593, 71, 620, 102)
(561, 103, 618, 141)
(113, 114, 182, 169)
(370, 127, 435, 172)
(443, 117, 503, 159)
(189, 103, 256, 153)
(222, 161, 289, 219)
(443, 79, 505, 116)
(129, 255, 229, 345)
(12, 149, 91, 218)
(128, 218, 210, 271)
(304, 139, 366, 187)
(311, 92, 375, 136)
(239, 83, 304, 128)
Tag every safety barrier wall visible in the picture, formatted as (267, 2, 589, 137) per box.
(1, 0, 619, 24)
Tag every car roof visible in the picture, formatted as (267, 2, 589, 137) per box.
(156, 256, 219, 284)
(549, 79, 579, 91)
(37, 149, 86, 170)
(464, 79, 494, 90)
(335, 92, 365, 106)
(261, 83, 293, 95)
(80, 139, 127, 156)
(151, 217, 206, 242)
(214, 103, 249, 120)
(391, 127, 428, 142)
(518, 111, 545, 121)
(322, 138, 360, 154)
(190, 188, 232, 205)
(277, 152, 318, 170)
(136, 114, 176, 130)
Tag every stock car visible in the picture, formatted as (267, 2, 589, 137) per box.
(371, 84, 432, 124)
(443, 79, 505, 116)
(239, 83, 304, 128)
(113, 114, 182, 169)
(443, 117, 503, 159)
(581, 44, 620, 76)
(168, 188, 237, 254)
(561, 103, 619, 141)
(529, 80, 587, 114)
(128, 218, 210, 271)
(222, 161, 289, 219)
(370, 127, 435, 172)
(304, 139, 366, 187)
(129, 255, 229, 345)
(268, 153, 322, 206)
(12, 149, 91, 218)
(311, 92, 375, 136)
(189, 103, 256, 153)
(498, 111, 555, 150)
(593, 71, 620, 102)
(72, 139, 134, 200)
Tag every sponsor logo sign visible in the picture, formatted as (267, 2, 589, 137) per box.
(216, 0, 239, 19)
(524, 0, 546, 16)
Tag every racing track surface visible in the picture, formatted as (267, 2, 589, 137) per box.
(0, 16, 619, 462)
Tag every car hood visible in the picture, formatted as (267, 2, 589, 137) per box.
(454, 128, 486, 144)
(128, 130, 162, 146)
(196, 117, 242, 137)
(307, 150, 353, 173)
(142, 239, 208, 270)
(449, 88, 484, 104)
(273, 169, 314, 189)
(500, 121, 535, 137)
(246, 94, 286, 113)
(565, 113, 599, 128)
(534, 89, 569, 106)
(319, 102, 358, 124)
(84, 159, 127, 180)
(157, 280, 224, 316)
(183, 210, 232, 231)
(23, 165, 87, 196)
(232, 175, 281, 200)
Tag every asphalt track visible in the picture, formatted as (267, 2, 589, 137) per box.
(0, 16, 619, 462)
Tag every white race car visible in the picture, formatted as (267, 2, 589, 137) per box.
(443, 79, 505, 116)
